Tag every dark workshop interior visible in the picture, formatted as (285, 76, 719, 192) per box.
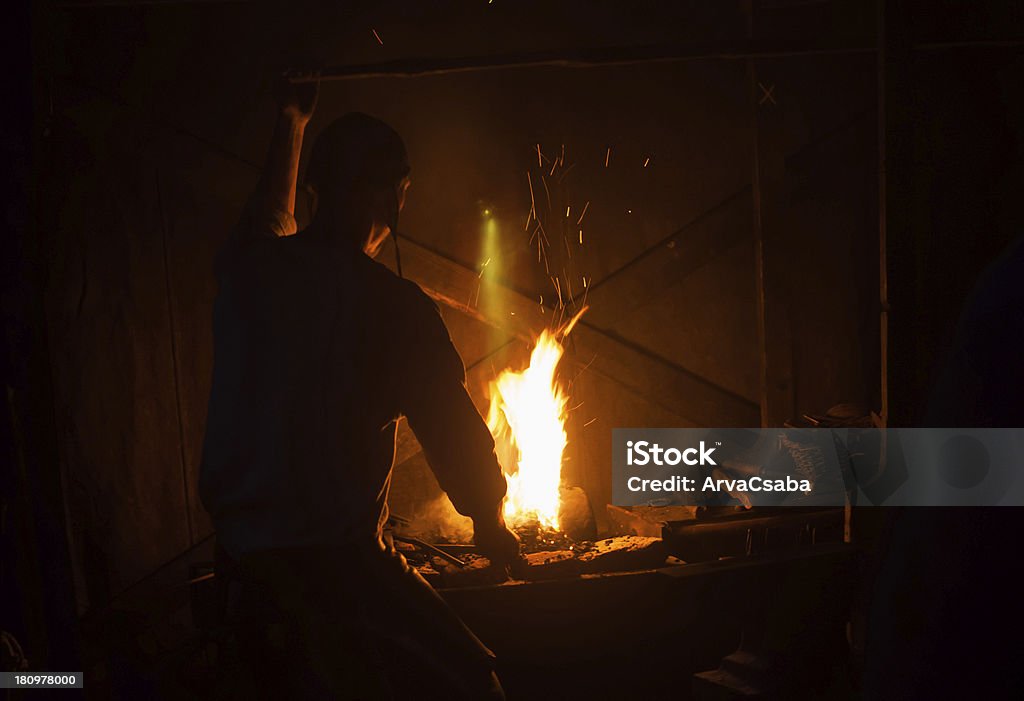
(5, 1, 1024, 699)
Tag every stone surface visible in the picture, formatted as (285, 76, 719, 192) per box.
(520, 550, 582, 581)
(577, 536, 666, 573)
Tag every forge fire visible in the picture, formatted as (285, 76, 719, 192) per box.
(487, 329, 569, 533)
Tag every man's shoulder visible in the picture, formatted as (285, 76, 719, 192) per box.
(355, 254, 439, 316)
(216, 226, 306, 276)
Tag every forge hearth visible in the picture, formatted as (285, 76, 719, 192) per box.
(399, 532, 671, 588)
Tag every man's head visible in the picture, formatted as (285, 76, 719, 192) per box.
(305, 112, 411, 256)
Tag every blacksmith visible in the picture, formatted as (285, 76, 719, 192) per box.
(199, 77, 519, 699)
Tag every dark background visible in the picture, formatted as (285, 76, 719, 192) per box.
(4, 0, 1023, 693)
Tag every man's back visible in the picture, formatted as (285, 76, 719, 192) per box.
(199, 227, 506, 558)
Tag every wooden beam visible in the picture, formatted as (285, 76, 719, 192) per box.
(289, 41, 875, 83)
(746, 2, 795, 428)
(876, 0, 889, 427)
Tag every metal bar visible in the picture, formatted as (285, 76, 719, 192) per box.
(392, 535, 468, 568)
(664, 508, 843, 538)
(290, 41, 876, 83)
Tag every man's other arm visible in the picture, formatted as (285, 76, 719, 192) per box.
(400, 292, 520, 568)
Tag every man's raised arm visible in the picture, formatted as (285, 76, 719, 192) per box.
(229, 74, 319, 247)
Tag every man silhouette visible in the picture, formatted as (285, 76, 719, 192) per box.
(200, 77, 518, 699)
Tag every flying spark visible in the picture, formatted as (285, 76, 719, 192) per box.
(372, 29, 383, 45)
(576, 201, 589, 226)
(527, 171, 536, 220)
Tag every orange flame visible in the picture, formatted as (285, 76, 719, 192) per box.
(487, 330, 568, 530)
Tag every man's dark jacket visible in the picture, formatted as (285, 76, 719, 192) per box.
(200, 207, 507, 557)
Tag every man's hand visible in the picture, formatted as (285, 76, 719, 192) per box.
(248, 72, 318, 225)
(472, 510, 521, 571)
(276, 72, 319, 126)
